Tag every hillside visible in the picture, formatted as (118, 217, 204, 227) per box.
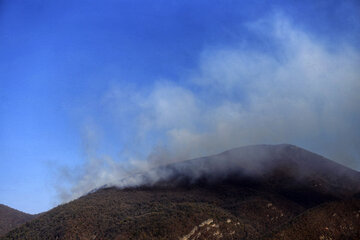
(2, 144, 360, 239)
(267, 198, 360, 240)
(116, 144, 360, 201)
(0, 204, 34, 237)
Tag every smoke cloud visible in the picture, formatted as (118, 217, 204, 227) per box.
(57, 14, 360, 202)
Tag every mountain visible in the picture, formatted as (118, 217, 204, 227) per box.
(0, 204, 34, 237)
(267, 197, 360, 240)
(2, 144, 360, 239)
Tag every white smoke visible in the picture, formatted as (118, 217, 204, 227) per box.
(57, 13, 360, 202)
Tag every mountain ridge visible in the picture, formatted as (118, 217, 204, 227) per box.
(0, 204, 34, 237)
(109, 144, 360, 198)
(2, 144, 360, 239)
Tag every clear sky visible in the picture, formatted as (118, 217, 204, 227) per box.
(1, 0, 360, 214)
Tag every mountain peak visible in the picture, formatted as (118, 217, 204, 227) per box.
(109, 144, 360, 199)
(2, 144, 360, 239)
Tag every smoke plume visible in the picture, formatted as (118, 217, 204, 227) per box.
(57, 13, 360, 202)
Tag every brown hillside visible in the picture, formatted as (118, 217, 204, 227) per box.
(267, 198, 360, 240)
(2, 144, 360, 239)
(1, 184, 304, 239)
(0, 204, 34, 236)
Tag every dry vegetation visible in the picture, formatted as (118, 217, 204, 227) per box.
(267, 198, 360, 240)
(0, 204, 34, 237)
(2, 145, 360, 239)
(3, 180, 358, 240)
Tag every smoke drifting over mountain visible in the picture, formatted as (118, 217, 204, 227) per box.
(57, 14, 360, 202)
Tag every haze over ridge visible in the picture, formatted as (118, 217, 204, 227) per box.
(56, 13, 360, 203)
(1, 0, 359, 214)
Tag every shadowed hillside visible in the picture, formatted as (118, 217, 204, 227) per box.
(114, 144, 360, 201)
(0, 204, 34, 236)
(2, 144, 360, 239)
(267, 198, 360, 240)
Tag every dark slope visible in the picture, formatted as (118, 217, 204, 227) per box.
(267, 198, 360, 240)
(0, 204, 34, 236)
(3, 144, 360, 240)
(1, 184, 304, 239)
(118, 144, 360, 206)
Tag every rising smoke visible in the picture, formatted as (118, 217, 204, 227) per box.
(57, 13, 360, 203)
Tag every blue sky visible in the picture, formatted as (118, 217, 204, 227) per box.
(1, 0, 360, 214)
